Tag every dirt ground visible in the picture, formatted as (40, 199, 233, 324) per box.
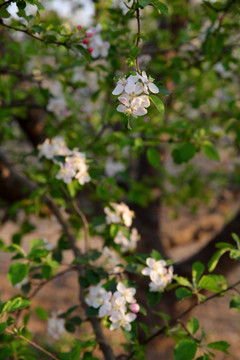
(0, 200, 240, 359)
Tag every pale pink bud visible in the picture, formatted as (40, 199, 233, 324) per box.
(130, 303, 140, 314)
(218, 14, 224, 22)
(86, 31, 93, 38)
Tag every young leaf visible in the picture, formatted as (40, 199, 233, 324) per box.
(198, 274, 227, 292)
(174, 339, 197, 360)
(149, 95, 165, 114)
(202, 141, 220, 162)
(175, 287, 193, 301)
(147, 148, 160, 168)
(207, 341, 230, 354)
(192, 261, 205, 284)
(229, 296, 240, 311)
(7, 263, 29, 286)
(187, 318, 199, 335)
(208, 248, 230, 272)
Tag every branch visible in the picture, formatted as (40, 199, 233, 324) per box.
(143, 279, 240, 345)
(135, 7, 141, 73)
(0, 0, 15, 9)
(203, 0, 236, 12)
(0, 21, 69, 47)
(6, 328, 59, 360)
(72, 199, 90, 253)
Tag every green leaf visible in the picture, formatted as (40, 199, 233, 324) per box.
(7, 263, 29, 286)
(0, 322, 7, 335)
(208, 249, 230, 272)
(149, 94, 165, 114)
(198, 274, 227, 292)
(229, 296, 240, 311)
(30, 238, 46, 249)
(59, 343, 81, 360)
(174, 339, 197, 360)
(202, 141, 220, 162)
(1, 297, 31, 314)
(175, 276, 192, 288)
(232, 233, 240, 248)
(146, 289, 162, 306)
(172, 143, 196, 164)
(139, 0, 151, 6)
(175, 287, 193, 301)
(27, 248, 49, 260)
(147, 148, 160, 168)
(229, 249, 240, 260)
(0, 8, 11, 18)
(207, 341, 230, 354)
(151, 0, 169, 14)
(85, 307, 99, 317)
(35, 306, 49, 320)
(187, 318, 199, 335)
(192, 261, 205, 284)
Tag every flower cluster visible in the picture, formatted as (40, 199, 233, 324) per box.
(142, 257, 174, 292)
(104, 202, 134, 228)
(81, 24, 110, 58)
(114, 228, 140, 253)
(38, 137, 91, 185)
(47, 312, 66, 340)
(85, 282, 139, 331)
(112, 71, 159, 118)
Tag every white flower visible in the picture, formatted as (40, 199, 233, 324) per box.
(104, 206, 122, 225)
(47, 312, 66, 340)
(117, 93, 150, 118)
(114, 228, 140, 252)
(56, 162, 76, 184)
(112, 75, 139, 96)
(137, 71, 159, 95)
(102, 246, 123, 273)
(38, 137, 70, 160)
(99, 291, 112, 317)
(114, 282, 136, 304)
(109, 310, 136, 331)
(105, 159, 125, 177)
(104, 202, 134, 227)
(89, 34, 110, 58)
(142, 257, 174, 292)
(85, 284, 108, 308)
(47, 97, 68, 119)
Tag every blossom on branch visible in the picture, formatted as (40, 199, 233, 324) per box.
(104, 202, 135, 227)
(142, 257, 174, 292)
(112, 72, 159, 118)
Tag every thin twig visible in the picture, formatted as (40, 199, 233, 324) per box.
(135, 6, 141, 73)
(6, 329, 59, 360)
(72, 199, 90, 253)
(0, 0, 15, 9)
(28, 267, 77, 299)
(0, 21, 69, 47)
(203, 0, 236, 12)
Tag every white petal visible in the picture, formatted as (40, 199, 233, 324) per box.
(117, 282, 125, 293)
(116, 104, 127, 113)
(134, 82, 144, 95)
(133, 108, 147, 117)
(112, 84, 124, 95)
(148, 82, 159, 94)
(146, 258, 155, 267)
(118, 94, 130, 107)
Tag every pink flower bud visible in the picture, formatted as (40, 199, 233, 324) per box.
(87, 114, 92, 119)
(130, 303, 140, 314)
(86, 31, 93, 38)
(77, 25, 82, 30)
(88, 47, 94, 53)
(218, 14, 224, 22)
(83, 39, 89, 45)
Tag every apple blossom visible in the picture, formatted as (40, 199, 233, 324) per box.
(142, 257, 174, 292)
(47, 312, 66, 340)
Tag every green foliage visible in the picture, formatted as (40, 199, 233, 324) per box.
(174, 339, 197, 360)
(7, 263, 29, 286)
